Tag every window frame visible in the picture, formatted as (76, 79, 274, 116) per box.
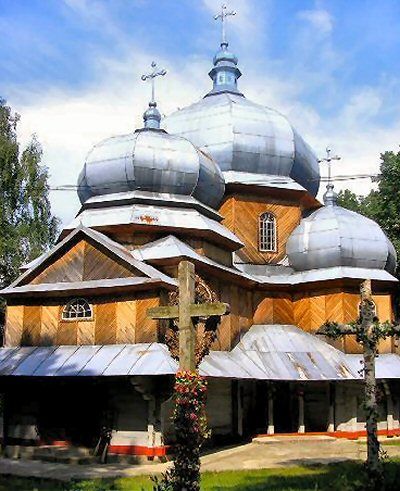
(258, 212, 277, 253)
(61, 298, 94, 322)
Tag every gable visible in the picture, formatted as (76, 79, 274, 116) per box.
(30, 239, 136, 285)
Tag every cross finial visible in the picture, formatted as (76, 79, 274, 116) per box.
(214, 4, 236, 46)
(318, 146, 341, 184)
(141, 61, 167, 105)
(319, 147, 341, 206)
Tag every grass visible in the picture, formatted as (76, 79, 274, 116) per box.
(1, 461, 400, 491)
(357, 438, 400, 446)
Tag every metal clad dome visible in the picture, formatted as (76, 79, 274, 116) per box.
(78, 129, 225, 209)
(165, 93, 320, 196)
(286, 186, 397, 273)
(164, 39, 320, 196)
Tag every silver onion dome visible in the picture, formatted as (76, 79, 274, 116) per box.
(77, 103, 225, 209)
(164, 41, 320, 196)
(286, 185, 397, 273)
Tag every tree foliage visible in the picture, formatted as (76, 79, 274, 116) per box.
(337, 149, 400, 275)
(0, 98, 59, 299)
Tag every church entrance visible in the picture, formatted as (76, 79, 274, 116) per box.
(4, 378, 111, 448)
(273, 382, 299, 433)
(37, 379, 107, 447)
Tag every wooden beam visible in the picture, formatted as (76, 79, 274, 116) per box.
(148, 302, 230, 320)
(179, 261, 196, 371)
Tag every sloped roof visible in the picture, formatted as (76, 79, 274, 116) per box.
(131, 235, 255, 284)
(1, 325, 397, 381)
(65, 204, 243, 251)
(227, 325, 359, 380)
(1, 225, 177, 295)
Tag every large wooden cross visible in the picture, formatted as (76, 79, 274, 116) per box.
(317, 279, 400, 489)
(148, 261, 229, 371)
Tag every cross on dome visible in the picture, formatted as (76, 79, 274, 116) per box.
(140, 61, 167, 129)
(214, 3, 236, 47)
(206, 4, 242, 97)
(319, 147, 341, 184)
(319, 147, 341, 206)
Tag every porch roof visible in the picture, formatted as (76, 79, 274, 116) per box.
(0, 325, 398, 381)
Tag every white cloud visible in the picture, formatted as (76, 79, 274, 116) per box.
(298, 8, 333, 34)
(201, 0, 266, 48)
(7, 0, 400, 230)
(11, 49, 210, 226)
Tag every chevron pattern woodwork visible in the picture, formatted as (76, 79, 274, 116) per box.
(32, 241, 85, 284)
(116, 301, 137, 343)
(220, 195, 301, 264)
(135, 296, 159, 343)
(4, 305, 24, 347)
(41, 305, 59, 344)
(83, 242, 133, 280)
(95, 303, 117, 344)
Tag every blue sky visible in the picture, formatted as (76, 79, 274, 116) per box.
(1, 0, 400, 224)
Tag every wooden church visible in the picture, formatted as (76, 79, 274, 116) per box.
(1, 19, 400, 460)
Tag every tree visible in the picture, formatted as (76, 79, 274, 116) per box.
(318, 279, 400, 490)
(337, 189, 367, 215)
(0, 98, 59, 323)
(337, 149, 400, 276)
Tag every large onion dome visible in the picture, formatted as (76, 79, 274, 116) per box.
(286, 184, 397, 273)
(164, 41, 320, 196)
(77, 101, 225, 209)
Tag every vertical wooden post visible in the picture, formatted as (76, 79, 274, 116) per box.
(327, 382, 335, 433)
(360, 278, 383, 488)
(383, 381, 394, 432)
(298, 390, 305, 434)
(237, 382, 243, 437)
(267, 388, 274, 435)
(178, 261, 196, 371)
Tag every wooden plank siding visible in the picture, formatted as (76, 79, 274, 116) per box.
(83, 243, 133, 280)
(32, 240, 85, 284)
(135, 296, 159, 343)
(4, 279, 395, 356)
(95, 303, 117, 345)
(22, 306, 41, 345)
(4, 305, 24, 347)
(30, 239, 135, 286)
(41, 305, 60, 345)
(219, 194, 302, 264)
(116, 301, 137, 343)
(5, 293, 161, 347)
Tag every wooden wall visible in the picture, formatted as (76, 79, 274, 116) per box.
(4, 293, 160, 347)
(253, 290, 394, 354)
(219, 194, 302, 264)
(30, 240, 135, 285)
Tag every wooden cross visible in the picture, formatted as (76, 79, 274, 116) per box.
(317, 279, 400, 488)
(148, 261, 229, 371)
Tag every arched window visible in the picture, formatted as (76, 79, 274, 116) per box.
(62, 298, 93, 321)
(259, 212, 277, 252)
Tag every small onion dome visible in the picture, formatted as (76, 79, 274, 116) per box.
(77, 127, 225, 209)
(286, 184, 397, 273)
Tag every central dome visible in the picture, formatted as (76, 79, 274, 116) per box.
(164, 42, 320, 196)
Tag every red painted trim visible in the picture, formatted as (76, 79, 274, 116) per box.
(255, 429, 400, 440)
(108, 445, 169, 457)
(47, 440, 71, 447)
